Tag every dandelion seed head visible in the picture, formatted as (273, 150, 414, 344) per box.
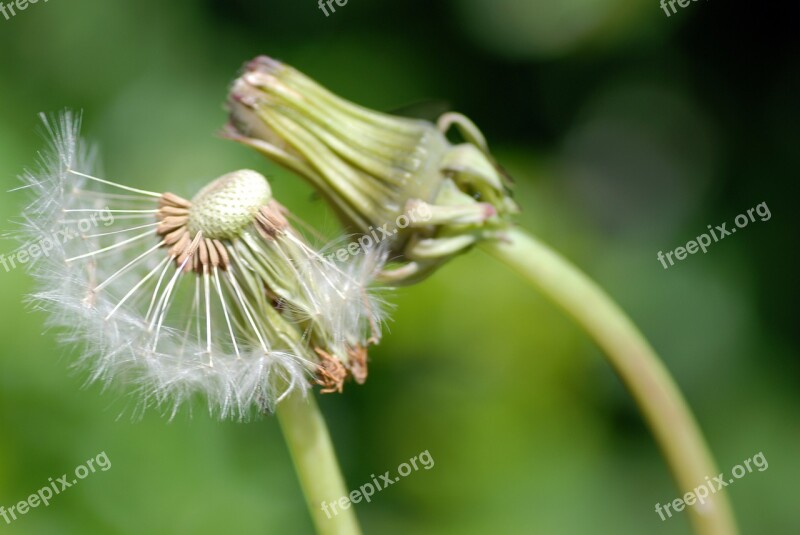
(17, 111, 388, 419)
(187, 169, 272, 241)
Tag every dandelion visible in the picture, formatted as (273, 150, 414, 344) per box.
(225, 57, 739, 534)
(17, 111, 387, 420)
(226, 55, 518, 284)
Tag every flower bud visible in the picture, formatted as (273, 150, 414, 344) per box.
(226, 56, 518, 283)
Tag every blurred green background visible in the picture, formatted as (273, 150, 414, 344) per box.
(0, 1, 797, 533)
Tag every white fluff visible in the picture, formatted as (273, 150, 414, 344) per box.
(17, 111, 388, 420)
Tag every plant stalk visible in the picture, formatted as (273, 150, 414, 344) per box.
(276, 390, 361, 535)
(482, 226, 738, 535)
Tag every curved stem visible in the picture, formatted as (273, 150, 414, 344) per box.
(276, 390, 361, 535)
(481, 226, 738, 535)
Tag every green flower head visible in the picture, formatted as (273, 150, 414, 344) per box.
(226, 56, 518, 284)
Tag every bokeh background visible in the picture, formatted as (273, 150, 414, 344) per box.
(0, 1, 797, 533)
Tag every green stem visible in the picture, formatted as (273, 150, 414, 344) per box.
(481, 226, 738, 535)
(276, 390, 361, 535)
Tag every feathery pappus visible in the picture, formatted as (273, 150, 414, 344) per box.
(16, 111, 389, 419)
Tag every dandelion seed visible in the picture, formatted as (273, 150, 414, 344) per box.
(18, 111, 389, 419)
